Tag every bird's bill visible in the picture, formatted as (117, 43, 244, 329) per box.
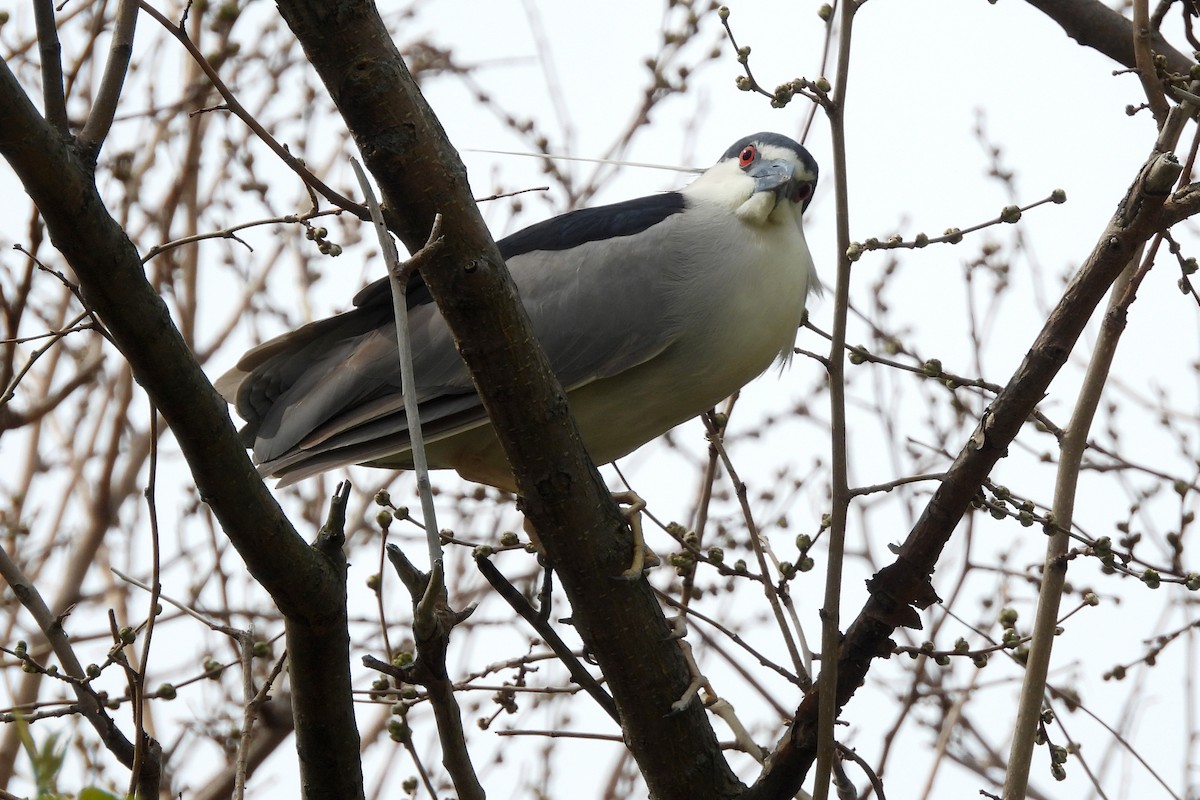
(748, 159, 796, 195)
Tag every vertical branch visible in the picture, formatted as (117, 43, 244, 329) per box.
(371, 548, 485, 800)
(814, 1, 858, 797)
(1002, 253, 1140, 799)
(233, 640, 288, 800)
(1131, 0, 1169, 127)
(32, 0, 68, 133)
(76, 0, 139, 154)
(232, 631, 258, 800)
(129, 402, 163, 799)
(350, 159, 443, 568)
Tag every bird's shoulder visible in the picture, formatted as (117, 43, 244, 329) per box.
(349, 192, 688, 312)
(498, 192, 686, 259)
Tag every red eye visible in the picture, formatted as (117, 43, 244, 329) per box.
(738, 145, 756, 167)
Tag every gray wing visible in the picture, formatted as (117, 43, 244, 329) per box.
(216, 207, 687, 482)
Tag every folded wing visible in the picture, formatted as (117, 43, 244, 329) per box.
(216, 192, 689, 483)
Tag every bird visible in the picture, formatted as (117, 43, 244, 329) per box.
(216, 132, 820, 493)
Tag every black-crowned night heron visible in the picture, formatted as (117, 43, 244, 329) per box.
(217, 133, 820, 492)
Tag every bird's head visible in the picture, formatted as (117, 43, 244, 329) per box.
(683, 132, 818, 226)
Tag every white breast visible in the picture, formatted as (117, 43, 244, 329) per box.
(566, 197, 816, 465)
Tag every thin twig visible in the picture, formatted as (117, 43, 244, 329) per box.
(233, 632, 255, 800)
(1051, 684, 1182, 799)
(140, 208, 342, 264)
(656, 590, 804, 688)
(837, 742, 886, 800)
(700, 413, 808, 685)
(128, 400, 164, 798)
(0, 343, 103, 431)
(234, 646, 287, 800)
(850, 473, 948, 498)
(0, 542, 152, 787)
(1132, 0, 1170, 126)
(350, 157, 445, 568)
(475, 555, 618, 721)
(849, 192, 1067, 257)
(1002, 252, 1139, 798)
(111, 568, 235, 633)
(813, 0, 860, 795)
(136, 0, 366, 216)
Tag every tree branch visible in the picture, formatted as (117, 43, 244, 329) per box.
(76, 0, 139, 154)
(745, 138, 1185, 800)
(475, 555, 619, 721)
(0, 541, 160, 796)
(271, 1, 742, 796)
(0, 52, 366, 800)
(1131, 0, 1170, 125)
(136, 0, 367, 216)
(32, 0, 67, 133)
(813, 0, 858, 793)
(1002, 250, 1140, 798)
(1022, 0, 1192, 73)
(372, 547, 483, 800)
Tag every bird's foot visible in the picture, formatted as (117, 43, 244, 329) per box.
(667, 615, 709, 714)
(667, 615, 767, 757)
(612, 491, 659, 580)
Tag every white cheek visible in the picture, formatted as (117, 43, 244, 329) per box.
(735, 192, 776, 224)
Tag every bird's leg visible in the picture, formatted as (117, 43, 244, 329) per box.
(522, 491, 657, 579)
(663, 616, 765, 759)
(667, 615, 709, 713)
(612, 490, 658, 579)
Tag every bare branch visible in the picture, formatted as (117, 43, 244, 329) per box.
(136, 0, 368, 217)
(352, 158, 444, 566)
(746, 127, 1188, 800)
(370, 546, 484, 800)
(812, 0, 862, 794)
(272, 1, 744, 796)
(0, 46, 367, 800)
(0, 542, 161, 795)
(1003, 252, 1139, 798)
(1131, 0, 1170, 126)
(76, 0, 139, 153)
(1022, 0, 1192, 73)
(32, 0, 68, 133)
(475, 554, 619, 721)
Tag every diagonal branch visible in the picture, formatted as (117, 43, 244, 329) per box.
(136, 0, 367, 216)
(271, 1, 743, 797)
(76, 0, 139, 154)
(1002, 250, 1141, 798)
(1022, 0, 1192, 73)
(475, 555, 619, 721)
(0, 542, 160, 797)
(0, 52, 366, 800)
(745, 136, 1186, 800)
